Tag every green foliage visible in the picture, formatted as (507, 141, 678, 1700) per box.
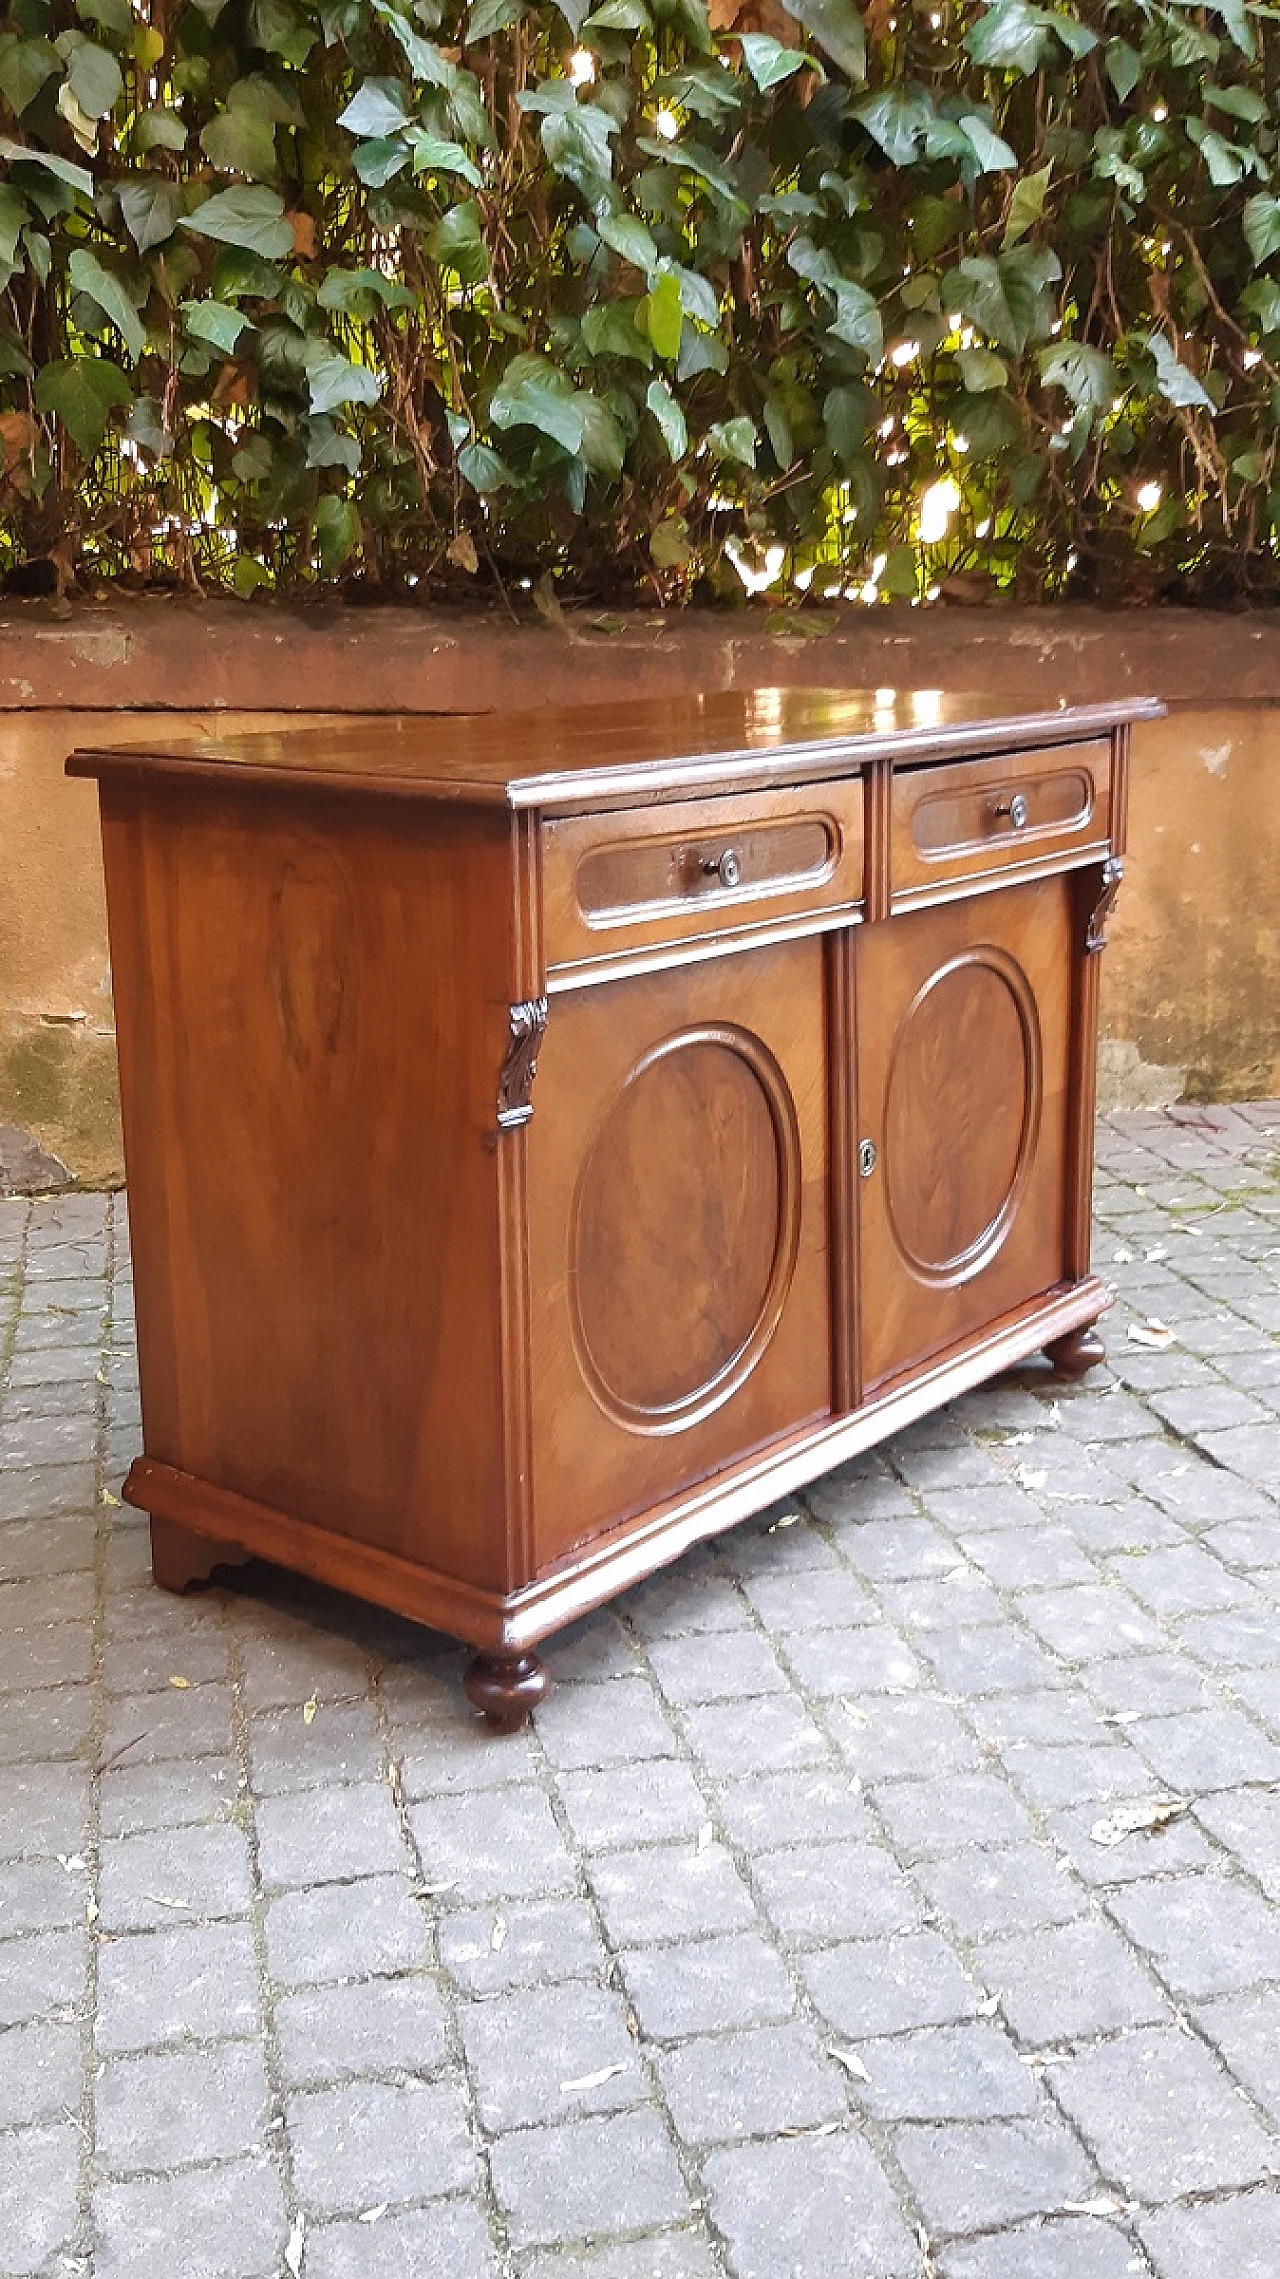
(1, 0, 1279, 601)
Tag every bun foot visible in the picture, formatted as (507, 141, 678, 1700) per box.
(1044, 1324, 1106, 1381)
(464, 1651, 549, 1733)
(150, 1517, 247, 1592)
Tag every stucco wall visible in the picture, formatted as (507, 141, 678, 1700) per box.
(2, 601, 1277, 1187)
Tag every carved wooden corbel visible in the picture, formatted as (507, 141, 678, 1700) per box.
(1085, 856, 1124, 955)
(497, 997, 548, 1128)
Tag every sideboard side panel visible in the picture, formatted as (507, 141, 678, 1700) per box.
(100, 779, 515, 1591)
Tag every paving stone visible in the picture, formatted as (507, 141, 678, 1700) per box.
(620, 1562, 752, 1639)
(96, 2040, 272, 2172)
(998, 1740, 1157, 1813)
(960, 1527, 1100, 1592)
(0, 1513, 96, 1583)
(94, 2155, 288, 2278)
(275, 1973, 450, 2088)
(236, 1621, 372, 1710)
(915, 1845, 1090, 1939)
(1016, 1584, 1167, 1662)
(619, 1930, 796, 2040)
(265, 1876, 428, 1989)
(979, 1918, 1170, 2044)
(1120, 1544, 1263, 1617)
(840, 1515, 960, 1582)
(877, 1570, 1007, 1635)
(1195, 1788, 1280, 1897)
(587, 1840, 755, 1947)
(829, 1695, 984, 1783)
(0, 2124, 79, 2275)
(97, 1920, 261, 2051)
(396, 1718, 541, 1797)
(98, 1820, 254, 1931)
(0, 1462, 98, 1520)
(245, 1698, 384, 1793)
(0, 1763, 90, 1859)
(0, 2018, 81, 2127)
(518, 2238, 718, 2279)
(534, 1673, 678, 1767)
(459, 1982, 642, 2132)
(752, 1840, 922, 1945)
(0, 1927, 86, 2027)
(0, 1858, 88, 1935)
(99, 1756, 239, 1838)
(782, 1622, 924, 1699)
(1179, 1606, 1280, 1669)
(308, 2200, 502, 2279)
(1080, 1652, 1218, 1718)
(289, 2077, 476, 2212)
(916, 1625, 1066, 1697)
(703, 2131, 921, 2279)
(1053, 2025, 1280, 2200)
(256, 1779, 405, 1891)
(1129, 1706, 1280, 1790)
(489, 2109, 690, 2249)
(0, 1683, 93, 1764)
(410, 1786, 575, 1901)
(678, 1692, 831, 1777)
(657, 2020, 845, 2145)
(1107, 1873, 1280, 1999)
(645, 1628, 789, 1704)
(714, 1768, 872, 1852)
(892, 2111, 1098, 2237)
(803, 1932, 981, 2040)
(1195, 1987, 1280, 2122)
(1141, 2192, 1280, 2279)
(100, 1681, 234, 1765)
(438, 1898, 607, 1998)
(873, 1771, 1036, 1858)
(849, 2022, 1039, 2123)
(737, 1562, 877, 1631)
(547, 1612, 638, 1685)
(939, 2217, 1141, 2279)
(554, 1756, 709, 1851)
(1047, 1801, 1220, 1889)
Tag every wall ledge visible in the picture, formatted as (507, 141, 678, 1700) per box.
(3, 598, 1279, 715)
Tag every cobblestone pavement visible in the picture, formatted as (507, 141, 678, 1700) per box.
(2, 1104, 1280, 2279)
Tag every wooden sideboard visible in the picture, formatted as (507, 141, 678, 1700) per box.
(69, 686, 1162, 1729)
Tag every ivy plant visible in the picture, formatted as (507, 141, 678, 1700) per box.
(0, 0, 1276, 602)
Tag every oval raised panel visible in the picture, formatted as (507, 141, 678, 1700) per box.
(883, 948, 1042, 1287)
(571, 1025, 801, 1433)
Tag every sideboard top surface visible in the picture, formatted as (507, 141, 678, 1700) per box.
(68, 685, 1164, 812)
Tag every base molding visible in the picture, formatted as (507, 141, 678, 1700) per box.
(124, 1274, 1108, 1653)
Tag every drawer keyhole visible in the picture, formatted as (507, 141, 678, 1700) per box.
(859, 1138, 878, 1179)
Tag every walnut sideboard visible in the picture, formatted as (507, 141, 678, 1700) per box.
(69, 686, 1162, 1730)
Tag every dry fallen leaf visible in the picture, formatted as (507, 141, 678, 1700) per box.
(284, 2213, 305, 2276)
(491, 1914, 508, 1952)
(1090, 1796, 1188, 1848)
(1112, 1246, 1134, 1265)
(101, 1489, 119, 1507)
(302, 1695, 318, 1725)
(697, 1822, 714, 1853)
(446, 532, 479, 574)
(767, 1511, 800, 1532)
(827, 2044, 871, 2082)
(168, 1676, 190, 1690)
(560, 2063, 627, 2094)
(143, 1893, 190, 1910)
(1127, 1318, 1176, 1350)
(358, 2205, 388, 2226)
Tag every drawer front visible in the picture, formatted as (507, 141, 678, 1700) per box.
(891, 741, 1110, 903)
(543, 782, 864, 975)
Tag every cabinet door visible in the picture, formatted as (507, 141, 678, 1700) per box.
(527, 939, 830, 1569)
(854, 877, 1073, 1392)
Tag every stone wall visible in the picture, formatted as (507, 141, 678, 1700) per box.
(2, 600, 1277, 1187)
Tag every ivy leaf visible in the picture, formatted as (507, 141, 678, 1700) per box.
(184, 185, 295, 256)
(707, 414, 756, 467)
(0, 36, 60, 116)
(964, 0, 1050, 73)
(598, 212, 658, 274)
(1039, 340, 1117, 410)
(1186, 118, 1244, 186)
(1205, 83, 1267, 123)
(410, 133, 483, 186)
(181, 297, 252, 352)
(853, 85, 932, 167)
(829, 279, 883, 361)
(65, 39, 123, 118)
(1138, 330, 1215, 411)
(957, 346, 1008, 391)
(337, 78, 411, 137)
(953, 245, 1060, 354)
(737, 34, 811, 89)
(458, 439, 513, 491)
(1243, 194, 1280, 267)
(305, 342, 382, 414)
(0, 137, 94, 196)
(118, 179, 182, 253)
(200, 99, 280, 180)
(778, 0, 865, 81)
(823, 381, 872, 464)
(427, 199, 487, 281)
(352, 137, 411, 185)
(1003, 161, 1051, 248)
(643, 269, 683, 359)
(1104, 39, 1141, 99)
(33, 353, 131, 456)
(958, 114, 1017, 172)
(1241, 277, 1280, 332)
(466, 0, 524, 37)
(68, 247, 145, 361)
(578, 392, 626, 476)
(646, 375, 687, 458)
(372, 1, 456, 84)
(313, 493, 361, 568)
(317, 266, 415, 311)
(491, 355, 585, 454)
(585, 0, 651, 26)
(650, 513, 691, 567)
(582, 300, 653, 364)
(133, 107, 189, 153)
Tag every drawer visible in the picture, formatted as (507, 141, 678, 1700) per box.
(543, 781, 864, 976)
(891, 741, 1111, 904)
